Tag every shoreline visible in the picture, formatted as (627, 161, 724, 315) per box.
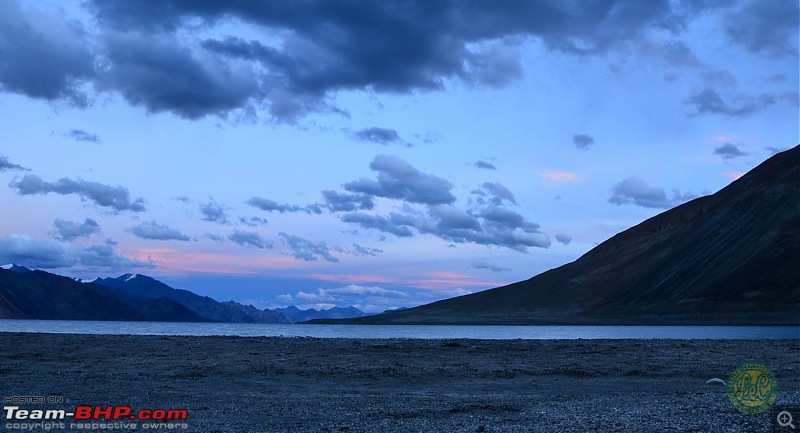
(1, 333, 797, 432)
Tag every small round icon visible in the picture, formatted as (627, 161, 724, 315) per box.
(726, 363, 778, 414)
(777, 411, 796, 429)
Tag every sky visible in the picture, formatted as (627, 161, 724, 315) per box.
(0, 0, 797, 313)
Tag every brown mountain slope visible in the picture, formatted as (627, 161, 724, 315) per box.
(342, 145, 800, 325)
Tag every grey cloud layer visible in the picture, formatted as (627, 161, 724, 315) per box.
(0, 1, 96, 106)
(555, 233, 573, 245)
(279, 233, 339, 263)
(572, 133, 595, 150)
(722, 0, 799, 57)
(313, 156, 550, 252)
(609, 177, 697, 209)
(713, 143, 747, 159)
(473, 182, 517, 206)
(0, 156, 29, 172)
(247, 197, 314, 214)
(10, 174, 146, 212)
(228, 230, 273, 249)
(131, 221, 191, 241)
(474, 161, 496, 170)
(0, 233, 151, 270)
(344, 155, 456, 205)
(341, 205, 550, 252)
(352, 127, 409, 147)
(53, 218, 101, 241)
(199, 200, 229, 224)
(686, 87, 778, 117)
(4, 0, 785, 121)
(470, 262, 511, 272)
(65, 129, 101, 143)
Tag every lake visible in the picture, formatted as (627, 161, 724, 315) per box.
(0, 319, 797, 339)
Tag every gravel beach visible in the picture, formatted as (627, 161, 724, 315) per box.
(1, 333, 797, 432)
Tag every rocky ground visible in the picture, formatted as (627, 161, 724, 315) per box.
(0, 333, 798, 432)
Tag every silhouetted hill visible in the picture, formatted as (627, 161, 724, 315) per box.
(0, 269, 207, 322)
(333, 145, 800, 325)
(94, 274, 292, 323)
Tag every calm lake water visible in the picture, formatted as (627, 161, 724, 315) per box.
(0, 319, 797, 339)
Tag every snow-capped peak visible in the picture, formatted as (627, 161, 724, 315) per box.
(124, 273, 139, 282)
(1, 264, 31, 272)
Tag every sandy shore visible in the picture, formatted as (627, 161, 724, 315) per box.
(0, 333, 797, 432)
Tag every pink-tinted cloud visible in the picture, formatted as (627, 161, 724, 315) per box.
(308, 270, 507, 290)
(540, 171, 580, 182)
(721, 172, 746, 181)
(127, 247, 304, 275)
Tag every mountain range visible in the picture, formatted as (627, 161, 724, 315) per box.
(2, 146, 797, 326)
(320, 145, 800, 325)
(0, 268, 367, 323)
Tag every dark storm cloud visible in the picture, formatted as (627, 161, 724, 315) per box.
(228, 230, 272, 249)
(65, 129, 101, 143)
(344, 155, 456, 205)
(608, 177, 697, 209)
(555, 233, 573, 245)
(321, 190, 374, 212)
(99, 32, 259, 120)
(0, 156, 29, 172)
(713, 142, 747, 160)
(573, 133, 595, 150)
(0, 233, 151, 270)
(474, 161, 496, 170)
(352, 127, 409, 147)
(199, 200, 229, 224)
(52, 218, 101, 241)
(15, 0, 693, 121)
(131, 221, 191, 241)
(686, 88, 776, 117)
(0, 2, 95, 106)
(470, 262, 511, 272)
(246, 197, 311, 214)
(340, 213, 414, 238)
(279, 233, 339, 263)
(9, 0, 774, 126)
(10, 174, 146, 212)
(722, 0, 799, 57)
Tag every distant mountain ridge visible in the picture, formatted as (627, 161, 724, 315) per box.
(0, 269, 206, 322)
(93, 273, 293, 323)
(274, 305, 367, 322)
(0, 264, 31, 273)
(0, 268, 367, 323)
(324, 145, 800, 325)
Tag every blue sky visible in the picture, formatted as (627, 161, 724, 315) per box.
(0, 0, 797, 312)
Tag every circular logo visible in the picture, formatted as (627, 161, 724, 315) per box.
(726, 363, 778, 414)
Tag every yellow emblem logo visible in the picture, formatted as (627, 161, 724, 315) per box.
(726, 363, 778, 414)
